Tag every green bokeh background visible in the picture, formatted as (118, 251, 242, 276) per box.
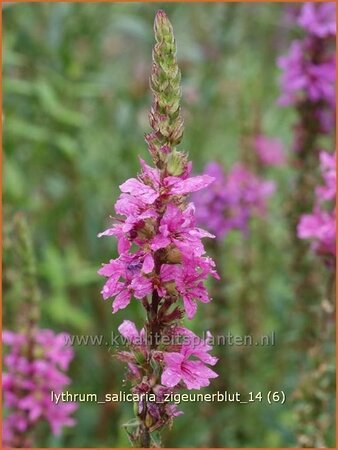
(3, 2, 334, 448)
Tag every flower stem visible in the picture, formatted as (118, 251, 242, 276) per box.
(139, 424, 151, 448)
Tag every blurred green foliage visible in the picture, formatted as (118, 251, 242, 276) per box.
(3, 2, 334, 448)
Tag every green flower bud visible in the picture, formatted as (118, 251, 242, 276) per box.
(166, 150, 187, 176)
(145, 413, 154, 428)
(134, 351, 146, 365)
(145, 10, 184, 166)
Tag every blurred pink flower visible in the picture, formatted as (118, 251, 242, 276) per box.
(278, 40, 336, 107)
(316, 151, 336, 201)
(254, 135, 285, 166)
(298, 2, 336, 38)
(193, 162, 275, 239)
(278, 2, 336, 144)
(297, 151, 336, 260)
(298, 209, 335, 257)
(2, 329, 77, 448)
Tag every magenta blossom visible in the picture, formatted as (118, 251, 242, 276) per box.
(152, 202, 215, 257)
(278, 2, 336, 142)
(119, 160, 214, 204)
(162, 329, 218, 389)
(2, 329, 77, 448)
(119, 320, 145, 344)
(193, 162, 275, 239)
(98, 159, 216, 316)
(298, 2, 336, 38)
(117, 320, 148, 379)
(254, 135, 285, 166)
(161, 257, 219, 319)
(98, 253, 153, 312)
(278, 39, 336, 107)
(298, 209, 335, 257)
(316, 151, 336, 201)
(297, 152, 336, 261)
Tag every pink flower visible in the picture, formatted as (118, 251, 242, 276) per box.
(298, 209, 336, 257)
(297, 151, 336, 260)
(117, 321, 147, 379)
(120, 178, 159, 205)
(152, 202, 214, 256)
(278, 2, 336, 130)
(98, 254, 153, 312)
(118, 320, 145, 344)
(2, 329, 77, 447)
(161, 260, 217, 319)
(226, 164, 275, 206)
(115, 161, 214, 211)
(46, 402, 77, 435)
(254, 135, 285, 166)
(166, 174, 215, 195)
(161, 330, 218, 389)
(98, 155, 217, 318)
(298, 2, 336, 38)
(316, 151, 336, 201)
(278, 40, 336, 107)
(35, 329, 74, 371)
(193, 162, 275, 239)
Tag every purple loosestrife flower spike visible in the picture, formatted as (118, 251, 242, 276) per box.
(2, 216, 77, 448)
(3, 329, 77, 448)
(277, 4, 336, 446)
(98, 10, 218, 448)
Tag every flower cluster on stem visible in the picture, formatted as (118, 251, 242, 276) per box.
(3, 330, 77, 447)
(277, 1, 335, 303)
(278, 2, 335, 139)
(278, 4, 336, 446)
(298, 151, 336, 266)
(192, 161, 275, 240)
(277, 1, 336, 272)
(2, 216, 77, 448)
(98, 10, 218, 447)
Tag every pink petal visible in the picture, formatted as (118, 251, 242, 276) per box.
(120, 178, 158, 204)
(97, 228, 116, 238)
(117, 235, 131, 254)
(150, 235, 171, 251)
(118, 320, 139, 341)
(112, 290, 131, 313)
(142, 254, 155, 274)
(101, 278, 123, 300)
(132, 276, 152, 299)
(161, 367, 182, 388)
(98, 260, 119, 277)
(160, 264, 180, 282)
(164, 352, 185, 366)
(183, 296, 197, 319)
(169, 175, 215, 195)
